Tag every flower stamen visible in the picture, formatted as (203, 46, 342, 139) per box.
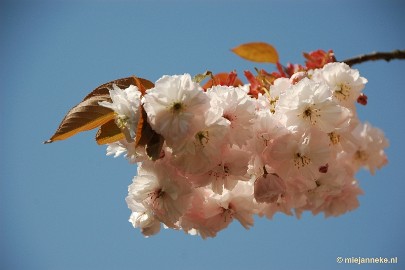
(170, 101, 185, 114)
(301, 106, 321, 125)
(328, 132, 341, 145)
(294, 152, 311, 169)
(334, 83, 351, 101)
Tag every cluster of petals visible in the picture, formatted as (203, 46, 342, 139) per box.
(100, 63, 388, 238)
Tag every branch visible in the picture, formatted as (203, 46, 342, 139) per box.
(341, 50, 405, 66)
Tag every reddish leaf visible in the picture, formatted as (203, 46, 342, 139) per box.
(232, 42, 279, 63)
(135, 106, 165, 161)
(244, 70, 262, 98)
(304, 49, 336, 69)
(202, 71, 243, 90)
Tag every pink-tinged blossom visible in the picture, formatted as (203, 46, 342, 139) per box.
(143, 74, 210, 147)
(109, 68, 388, 238)
(127, 202, 161, 237)
(248, 110, 287, 164)
(251, 110, 286, 150)
(295, 159, 353, 217)
(326, 120, 360, 156)
(181, 183, 255, 239)
(99, 84, 141, 141)
(246, 110, 287, 181)
(257, 182, 307, 219)
(313, 62, 367, 109)
(268, 130, 331, 188)
(207, 85, 256, 147)
(190, 146, 250, 194)
(126, 158, 193, 228)
(179, 188, 233, 239)
(347, 122, 389, 174)
(318, 179, 363, 218)
(276, 78, 351, 133)
(170, 110, 229, 174)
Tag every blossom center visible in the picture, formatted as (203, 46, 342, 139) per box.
(208, 163, 231, 180)
(294, 152, 311, 169)
(334, 83, 351, 101)
(148, 188, 165, 206)
(115, 114, 129, 129)
(301, 106, 321, 125)
(221, 205, 234, 222)
(259, 133, 271, 146)
(269, 97, 279, 114)
(354, 150, 369, 162)
(328, 132, 341, 145)
(170, 101, 185, 114)
(195, 130, 209, 146)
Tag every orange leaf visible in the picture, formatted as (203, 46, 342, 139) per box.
(95, 119, 125, 145)
(45, 76, 148, 144)
(124, 77, 165, 161)
(232, 42, 279, 63)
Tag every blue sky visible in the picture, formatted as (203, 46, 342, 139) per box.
(1, 0, 404, 269)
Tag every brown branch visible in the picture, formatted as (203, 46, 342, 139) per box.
(341, 50, 405, 66)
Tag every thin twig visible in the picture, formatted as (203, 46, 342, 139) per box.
(341, 50, 405, 66)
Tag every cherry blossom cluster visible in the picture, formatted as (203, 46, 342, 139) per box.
(100, 62, 388, 238)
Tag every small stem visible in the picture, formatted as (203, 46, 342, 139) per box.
(341, 50, 405, 66)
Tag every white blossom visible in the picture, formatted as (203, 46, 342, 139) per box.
(143, 74, 210, 147)
(126, 158, 193, 228)
(276, 78, 351, 133)
(313, 62, 367, 110)
(207, 85, 256, 147)
(99, 84, 141, 140)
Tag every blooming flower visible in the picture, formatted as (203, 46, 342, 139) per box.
(143, 74, 210, 147)
(313, 62, 367, 110)
(207, 85, 256, 147)
(180, 182, 255, 238)
(276, 78, 351, 133)
(189, 146, 251, 194)
(346, 122, 389, 174)
(126, 158, 194, 228)
(170, 110, 229, 174)
(268, 130, 331, 188)
(127, 202, 161, 237)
